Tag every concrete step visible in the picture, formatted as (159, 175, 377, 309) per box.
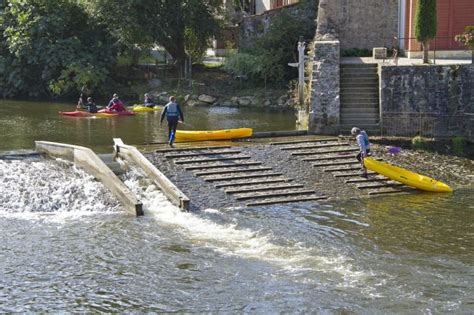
(340, 107, 379, 114)
(340, 78, 379, 84)
(340, 114, 380, 122)
(340, 124, 381, 135)
(341, 96, 379, 103)
(340, 119, 380, 126)
(340, 69, 378, 75)
(340, 82, 378, 88)
(341, 63, 378, 68)
(340, 86, 379, 91)
(340, 100, 379, 106)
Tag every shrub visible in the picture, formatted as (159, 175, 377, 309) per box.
(452, 136, 466, 156)
(411, 135, 429, 150)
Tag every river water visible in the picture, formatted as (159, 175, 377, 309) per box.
(0, 100, 473, 313)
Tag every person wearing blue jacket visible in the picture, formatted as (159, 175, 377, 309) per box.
(160, 96, 184, 147)
(351, 127, 370, 177)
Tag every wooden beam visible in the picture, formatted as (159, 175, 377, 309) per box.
(324, 166, 361, 172)
(203, 172, 283, 182)
(334, 172, 376, 178)
(165, 150, 241, 158)
(368, 190, 407, 195)
(214, 178, 292, 188)
(194, 167, 272, 176)
(175, 156, 251, 164)
(356, 183, 405, 189)
(345, 177, 388, 183)
(184, 162, 262, 170)
(305, 155, 356, 161)
(270, 138, 339, 145)
(155, 145, 232, 153)
(246, 195, 327, 207)
(234, 190, 316, 200)
(292, 148, 359, 156)
(280, 143, 350, 151)
(224, 183, 304, 194)
(313, 161, 359, 167)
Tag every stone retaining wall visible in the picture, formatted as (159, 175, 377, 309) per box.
(308, 40, 340, 134)
(316, 0, 399, 50)
(380, 64, 474, 141)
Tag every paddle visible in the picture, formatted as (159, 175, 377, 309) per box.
(179, 120, 193, 127)
(76, 86, 85, 110)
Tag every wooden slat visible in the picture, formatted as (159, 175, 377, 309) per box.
(324, 166, 362, 172)
(175, 156, 251, 164)
(234, 190, 316, 201)
(334, 172, 376, 178)
(155, 145, 232, 153)
(306, 155, 357, 161)
(194, 167, 272, 176)
(356, 183, 405, 189)
(368, 190, 407, 195)
(203, 172, 283, 182)
(270, 138, 339, 145)
(214, 178, 292, 188)
(313, 161, 360, 167)
(292, 148, 359, 156)
(246, 195, 327, 207)
(165, 150, 241, 158)
(280, 143, 350, 151)
(224, 183, 304, 194)
(345, 177, 389, 183)
(184, 162, 261, 170)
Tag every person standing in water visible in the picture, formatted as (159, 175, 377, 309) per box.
(351, 127, 370, 177)
(160, 96, 184, 147)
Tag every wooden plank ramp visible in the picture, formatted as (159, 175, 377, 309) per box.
(154, 144, 328, 207)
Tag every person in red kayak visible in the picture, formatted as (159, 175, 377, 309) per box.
(107, 93, 125, 110)
(109, 98, 126, 112)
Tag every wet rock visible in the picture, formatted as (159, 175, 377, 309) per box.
(198, 94, 217, 104)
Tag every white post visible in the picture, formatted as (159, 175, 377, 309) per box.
(298, 37, 306, 105)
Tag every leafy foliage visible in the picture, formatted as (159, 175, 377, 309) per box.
(1, 0, 118, 98)
(224, 2, 315, 86)
(84, 0, 223, 74)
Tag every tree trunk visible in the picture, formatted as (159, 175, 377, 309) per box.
(422, 41, 430, 64)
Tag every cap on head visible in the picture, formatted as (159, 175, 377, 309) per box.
(169, 96, 176, 102)
(87, 97, 93, 102)
(351, 127, 360, 136)
(144, 93, 149, 97)
(113, 93, 118, 98)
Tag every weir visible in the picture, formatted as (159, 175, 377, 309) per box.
(32, 134, 417, 215)
(35, 141, 143, 216)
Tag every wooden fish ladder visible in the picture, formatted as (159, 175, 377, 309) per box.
(270, 138, 409, 195)
(155, 145, 328, 207)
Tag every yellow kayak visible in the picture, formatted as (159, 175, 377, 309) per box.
(175, 128, 253, 142)
(364, 157, 453, 192)
(130, 105, 162, 112)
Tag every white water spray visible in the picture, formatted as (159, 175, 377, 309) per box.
(0, 158, 121, 216)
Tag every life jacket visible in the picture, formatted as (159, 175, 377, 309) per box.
(166, 102, 179, 117)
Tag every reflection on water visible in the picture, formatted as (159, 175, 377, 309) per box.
(0, 100, 296, 153)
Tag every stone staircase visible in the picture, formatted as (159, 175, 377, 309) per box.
(339, 63, 380, 135)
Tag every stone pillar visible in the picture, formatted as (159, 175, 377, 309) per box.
(308, 40, 341, 135)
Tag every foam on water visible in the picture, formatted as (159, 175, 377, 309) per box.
(0, 158, 121, 218)
(121, 165, 373, 285)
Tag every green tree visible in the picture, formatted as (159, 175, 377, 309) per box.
(1, 0, 118, 98)
(414, 0, 437, 64)
(84, 0, 223, 76)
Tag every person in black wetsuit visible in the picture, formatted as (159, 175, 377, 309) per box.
(77, 97, 98, 113)
(160, 96, 184, 147)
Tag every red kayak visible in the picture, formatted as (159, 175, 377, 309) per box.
(59, 111, 117, 117)
(98, 109, 135, 116)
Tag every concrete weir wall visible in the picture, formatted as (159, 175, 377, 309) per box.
(35, 141, 143, 216)
(380, 64, 474, 140)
